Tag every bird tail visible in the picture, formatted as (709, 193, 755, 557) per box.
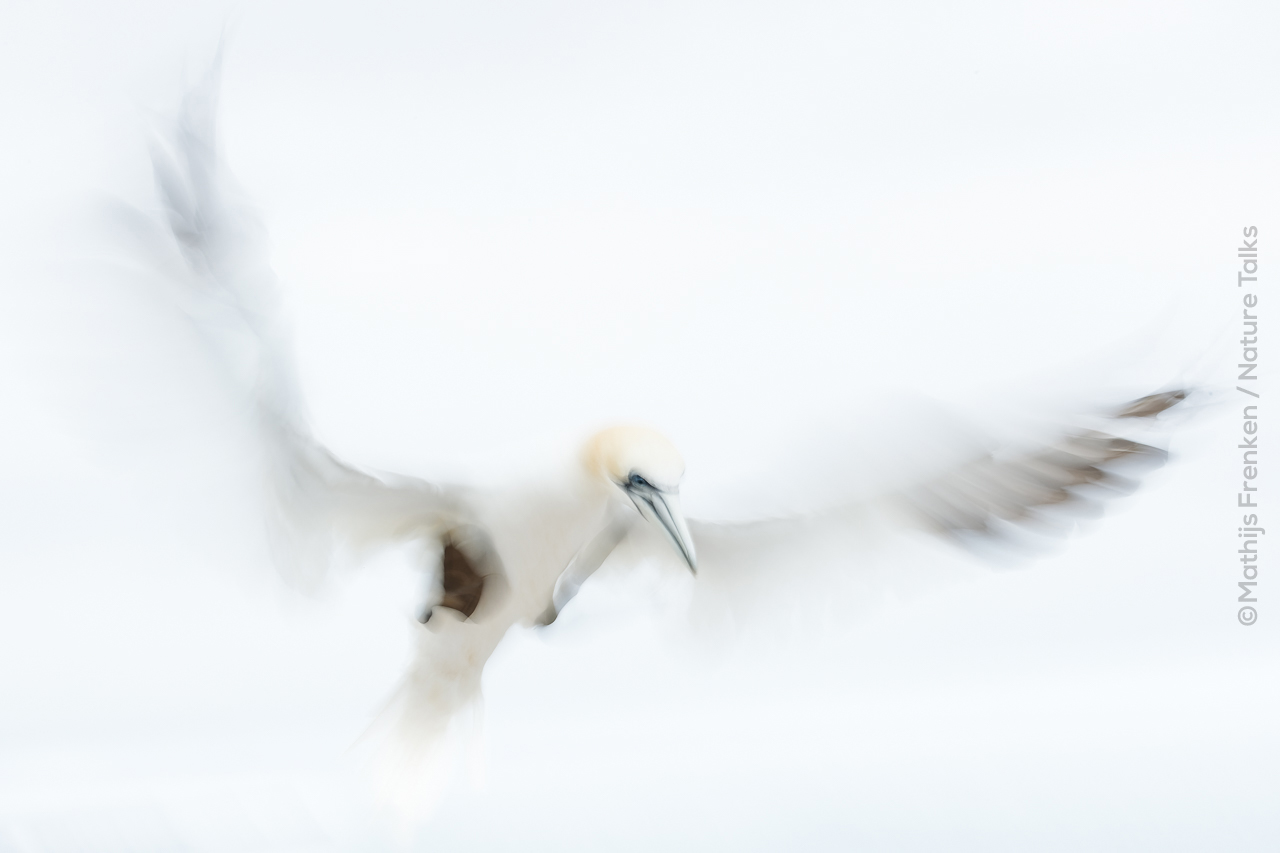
(356, 613, 498, 817)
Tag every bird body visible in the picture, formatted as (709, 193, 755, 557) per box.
(136, 67, 1192, 808)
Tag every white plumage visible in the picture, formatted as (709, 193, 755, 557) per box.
(139, 67, 1190, 809)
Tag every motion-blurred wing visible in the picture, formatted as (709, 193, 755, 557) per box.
(894, 390, 1186, 547)
(668, 390, 1188, 629)
(141, 66, 460, 588)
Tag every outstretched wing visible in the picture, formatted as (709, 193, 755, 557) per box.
(141, 64, 461, 589)
(892, 390, 1185, 547)
(663, 390, 1189, 630)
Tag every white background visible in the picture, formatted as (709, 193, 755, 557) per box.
(1, 1, 1277, 850)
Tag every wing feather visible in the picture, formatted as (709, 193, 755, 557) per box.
(144, 64, 460, 589)
(648, 390, 1190, 630)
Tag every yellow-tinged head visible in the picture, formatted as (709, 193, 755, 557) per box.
(582, 425, 696, 572)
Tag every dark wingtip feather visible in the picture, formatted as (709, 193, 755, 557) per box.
(1115, 389, 1189, 420)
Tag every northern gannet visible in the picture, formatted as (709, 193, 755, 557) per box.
(136, 71, 1190, 798)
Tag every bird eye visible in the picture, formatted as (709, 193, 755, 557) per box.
(629, 473, 649, 488)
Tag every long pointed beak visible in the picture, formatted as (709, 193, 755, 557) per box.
(626, 486, 697, 574)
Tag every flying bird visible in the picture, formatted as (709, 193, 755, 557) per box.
(134, 71, 1189, 797)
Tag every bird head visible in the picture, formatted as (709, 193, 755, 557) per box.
(583, 426, 697, 573)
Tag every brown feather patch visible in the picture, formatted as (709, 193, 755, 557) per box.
(1116, 390, 1187, 419)
(439, 541, 485, 618)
